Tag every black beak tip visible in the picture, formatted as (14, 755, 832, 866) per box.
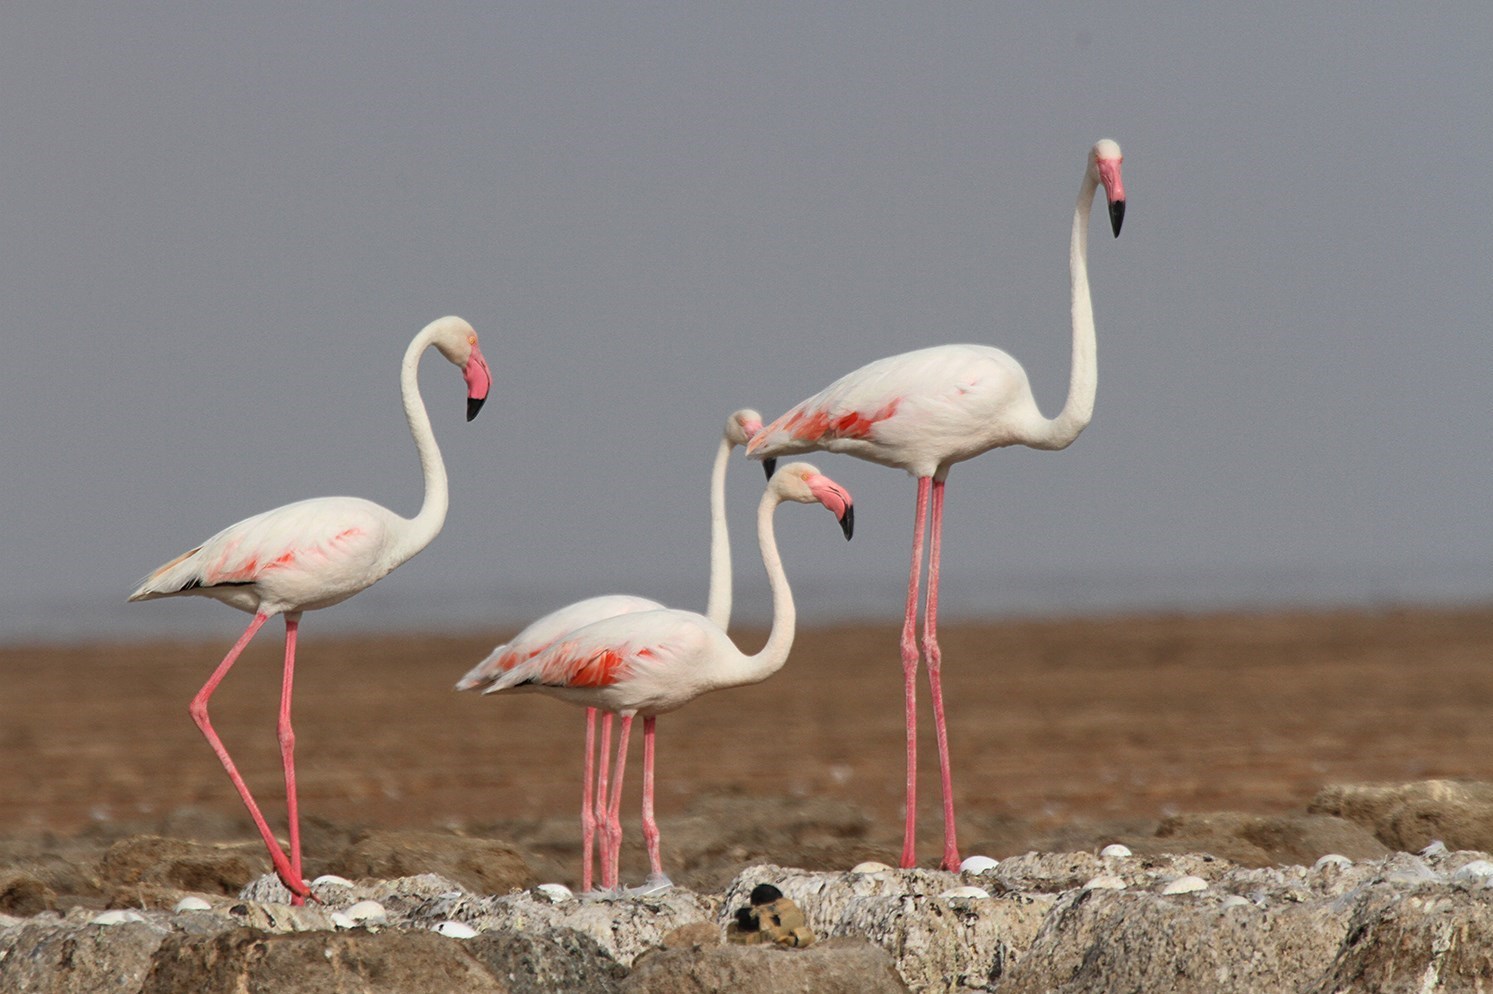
(466, 396, 487, 422)
(762, 457, 778, 480)
(1109, 199, 1125, 238)
(839, 504, 855, 541)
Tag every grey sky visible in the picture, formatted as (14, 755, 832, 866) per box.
(3, 4, 1490, 642)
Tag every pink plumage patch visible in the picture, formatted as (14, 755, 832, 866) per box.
(547, 646, 630, 688)
(783, 399, 900, 442)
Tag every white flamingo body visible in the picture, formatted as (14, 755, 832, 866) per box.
(455, 593, 663, 692)
(751, 343, 1055, 478)
(131, 496, 407, 615)
(485, 608, 737, 717)
(130, 315, 492, 902)
(482, 462, 855, 891)
(747, 140, 1126, 871)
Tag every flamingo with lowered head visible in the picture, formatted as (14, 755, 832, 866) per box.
(481, 462, 854, 892)
(129, 315, 492, 903)
(747, 140, 1127, 870)
(454, 408, 773, 891)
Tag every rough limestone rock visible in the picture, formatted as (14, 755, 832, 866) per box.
(1313, 885, 1493, 993)
(0, 917, 169, 994)
(333, 829, 537, 896)
(1311, 780, 1493, 853)
(723, 864, 1052, 992)
(140, 926, 504, 994)
(405, 885, 718, 967)
(464, 929, 629, 994)
(998, 884, 1352, 993)
(623, 936, 908, 993)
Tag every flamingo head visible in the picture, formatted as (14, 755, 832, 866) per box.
(771, 462, 855, 541)
(1091, 139, 1125, 238)
(426, 315, 493, 421)
(726, 408, 776, 479)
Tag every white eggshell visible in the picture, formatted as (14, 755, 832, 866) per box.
(959, 855, 1000, 874)
(343, 899, 388, 924)
(1161, 875, 1208, 895)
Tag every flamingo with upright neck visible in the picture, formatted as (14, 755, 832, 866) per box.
(481, 463, 854, 891)
(455, 408, 770, 890)
(130, 315, 492, 902)
(748, 140, 1127, 870)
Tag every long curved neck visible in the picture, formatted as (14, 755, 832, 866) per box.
(714, 489, 795, 689)
(1031, 167, 1100, 451)
(390, 327, 449, 564)
(703, 436, 734, 629)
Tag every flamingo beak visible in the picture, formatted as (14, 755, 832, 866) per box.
(1097, 157, 1125, 238)
(762, 458, 778, 480)
(464, 343, 492, 421)
(806, 474, 855, 541)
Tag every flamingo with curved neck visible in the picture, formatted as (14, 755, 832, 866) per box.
(482, 462, 854, 891)
(455, 408, 768, 890)
(130, 315, 492, 902)
(748, 140, 1127, 870)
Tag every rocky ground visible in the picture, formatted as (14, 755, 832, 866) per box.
(6, 607, 1493, 990)
(5, 781, 1493, 991)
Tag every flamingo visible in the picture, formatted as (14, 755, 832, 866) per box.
(481, 462, 854, 892)
(746, 140, 1127, 870)
(453, 408, 772, 890)
(129, 315, 492, 903)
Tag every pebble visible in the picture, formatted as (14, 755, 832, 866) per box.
(1100, 843, 1132, 858)
(959, 855, 999, 874)
(173, 896, 212, 913)
(1162, 875, 1208, 895)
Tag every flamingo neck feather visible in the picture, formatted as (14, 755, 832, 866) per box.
(1030, 167, 1100, 451)
(727, 487, 795, 687)
(703, 435, 733, 629)
(391, 325, 449, 564)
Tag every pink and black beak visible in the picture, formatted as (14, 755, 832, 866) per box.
(806, 473, 855, 541)
(1097, 156, 1126, 238)
(464, 342, 493, 421)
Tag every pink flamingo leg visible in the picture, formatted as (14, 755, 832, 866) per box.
(640, 716, 664, 882)
(606, 716, 634, 890)
(899, 477, 932, 868)
(923, 481, 961, 870)
(595, 712, 614, 889)
(188, 613, 307, 899)
(277, 613, 306, 904)
(581, 708, 598, 892)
